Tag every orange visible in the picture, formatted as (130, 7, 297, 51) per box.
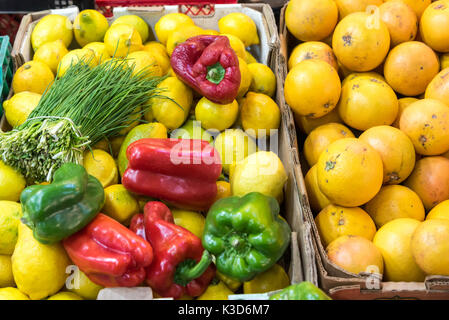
(420, 1, 449, 53)
(335, 0, 383, 19)
(411, 219, 449, 276)
(427, 199, 449, 221)
(295, 108, 342, 134)
(304, 123, 354, 167)
(386, 0, 430, 19)
(284, 59, 341, 118)
(364, 185, 425, 228)
(373, 218, 426, 282)
(399, 99, 449, 155)
(392, 97, 419, 128)
(384, 41, 439, 96)
(288, 41, 338, 71)
(338, 75, 398, 131)
(316, 138, 383, 207)
(359, 126, 415, 184)
(304, 165, 331, 213)
(379, 1, 418, 47)
(441, 53, 449, 70)
(340, 71, 385, 87)
(425, 67, 449, 106)
(285, 0, 338, 41)
(315, 204, 377, 248)
(404, 156, 449, 211)
(326, 235, 384, 275)
(332, 12, 390, 72)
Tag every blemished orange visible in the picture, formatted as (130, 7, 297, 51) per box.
(304, 165, 331, 213)
(385, 0, 430, 19)
(288, 41, 338, 71)
(379, 1, 418, 47)
(335, 0, 383, 19)
(425, 68, 449, 107)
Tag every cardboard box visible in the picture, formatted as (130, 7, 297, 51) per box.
(279, 2, 449, 300)
(1, 4, 307, 296)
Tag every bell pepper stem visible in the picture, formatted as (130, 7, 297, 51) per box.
(206, 62, 226, 85)
(174, 250, 212, 287)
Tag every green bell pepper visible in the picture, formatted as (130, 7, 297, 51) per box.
(202, 192, 291, 282)
(20, 163, 104, 244)
(269, 282, 331, 300)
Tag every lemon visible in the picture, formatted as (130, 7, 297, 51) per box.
(195, 97, 239, 132)
(231, 151, 288, 203)
(31, 14, 73, 52)
(73, 10, 109, 47)
(237, 57, 252, 98)
(118, 122, 167, 176)
(0, 255, 14, 287)
(240, 92, 280, 138)
(166, 25, 204, 56)
(143, 41, 170, 74)
(33, 40, 69, 75)
(103, 184, 139, 225)
(0, 162, 26, 202)
(84, 42, 110, 64)
(218, 13, 259, 47)
(83, 149, 118, 188)
(0, 201, 22, 255)
(3, 91, 41, 128)
(214, 129, 257, 175)
(221, 33, 246, 60)
(48, 292, 83, 300)
(12, 61, 54, 94)
(247, 63, 277, 97)
(57, 48, 98, 77)
(112, 15, 151, 43)
(104, 24, 143, 58)
(67, 269, 103, 300)
(126, 50, 163, 77)
(150, 77, 193, 130)
(12, 222, 70, 300)
(172, 209, 206, 238)
(155, 13, 195, 45)
(243, 264, 289, 294)
(0, 287, 29, 300)
(245, 50, 258, 64)
(170, 119, 213, 143)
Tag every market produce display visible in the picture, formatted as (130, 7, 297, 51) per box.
(0, 8, 300, 301)
(286, 0, 449, 284)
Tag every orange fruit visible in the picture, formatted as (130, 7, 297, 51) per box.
(288, 41, 338, 71)
(386, 0, 430, 19)
(304, 165, 331, 213)
(399, 99, 449, 156)
(379, 1, 418, 47)
(315, 204, 377, 248)
(335, 0, 383, 19)
(364, 185, 425, 228)
(392, 97, 419, 128)
(326, 235, 384, 275)
(420, 1, 449, 53)
(316, 138, 383, 207)
(384, 41, 439, 96)
(427, 199, 449, 221)
(425, 67, 449, 106)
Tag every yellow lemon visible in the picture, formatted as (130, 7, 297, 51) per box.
(245, 50, 258, 64)
(0, 255, 14, 287)
(240, 92, 280, 138)
(216, 271, 242, 292)
(104, 24, 143, 58)
(83, 149, 118, 188)
(237, 57, 252, 98)
(0, 201, 22, 255)
(172, 209, 206, 238)
(12, 222, 70, 300)
(150, 77, 193, 130)
(103, 184, 139, 225)
(47, 292, 83, 300)
(155, 13, 195, 45)
(12, 61, 54, 94)
(170, 118, 213, 143)
(214, 129, 257, 175)
(67, 269, 103, 300)
(197, 281, 233, 300)
(57, 48, 98, 77)
(112, 15, 151, 43)
(31, 14, 73, 52)
(166, 25, 204, 56)
(243, 264, 290, 294)
(195, 97, 239, 132)
(218, 12, 259, 47)
(221, 33, 246, 60)
(0, 162, 26, 202)
(126, 50, 163, 77)
(3, 91, 41, 128)
(247, 63, 276, 97)
(73, 9, 109, 47)
(214, 181, 232, 203)
(33, 40, 69, 75)
(0, 287, 29, 300)
(143, 41, 170, 74)
(84, 42, 111, 63)
(231, 151, 288, 203)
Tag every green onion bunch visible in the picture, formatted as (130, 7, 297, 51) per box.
(0, 58, 166, 183)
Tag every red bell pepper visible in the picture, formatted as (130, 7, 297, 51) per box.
(122, 138, 222, 211)
(63, 213, 153, 287)
(170, 35, 241, 104)
(130, 201, 215, 299)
